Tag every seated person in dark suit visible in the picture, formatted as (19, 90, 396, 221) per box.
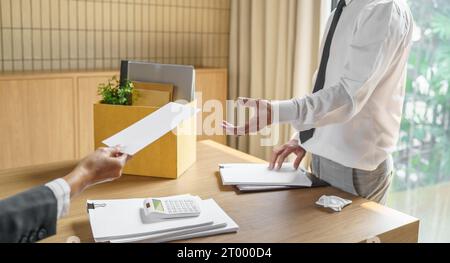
(0, 147, 130, 243)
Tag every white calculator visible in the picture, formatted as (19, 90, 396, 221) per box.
(143, 198, 201, 219)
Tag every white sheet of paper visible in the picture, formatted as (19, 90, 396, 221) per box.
(109, 222, 227, 243)
(219, 163, 313, 187)
(236, 185, 298, 192)
(102, 102, 198, 155)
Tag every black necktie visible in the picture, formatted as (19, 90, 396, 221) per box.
(299, 0, 346, 144)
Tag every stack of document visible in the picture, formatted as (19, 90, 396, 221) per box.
(219, 163, 313, 192)
(87, 195, 238, 243)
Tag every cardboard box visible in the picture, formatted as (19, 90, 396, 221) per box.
(93, 102, 197, 179)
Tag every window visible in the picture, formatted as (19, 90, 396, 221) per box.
(387, 0, 450, 243)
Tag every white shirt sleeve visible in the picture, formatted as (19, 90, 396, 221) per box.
(273, 2, 408, 132)
(45, 178, 71, 219)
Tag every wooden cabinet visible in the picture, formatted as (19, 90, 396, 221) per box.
(0, 69, 227, 170)
(0, 77, 77, 169)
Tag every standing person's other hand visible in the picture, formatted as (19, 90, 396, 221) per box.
(269, 139, 306, 170)
(222, 97, 273, 136)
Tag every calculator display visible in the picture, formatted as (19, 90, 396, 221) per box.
(152, 199, 164, 212)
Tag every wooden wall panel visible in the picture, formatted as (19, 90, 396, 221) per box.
(196, 68, 227, 144)
(0, 78, 76, 169)
(77, 74, 116, 158)
(0, 0, 231, 72)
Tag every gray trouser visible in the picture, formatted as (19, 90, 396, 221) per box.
(311, 155, 394, 205)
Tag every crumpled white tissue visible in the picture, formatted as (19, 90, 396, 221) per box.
(315, 195, 352, 212)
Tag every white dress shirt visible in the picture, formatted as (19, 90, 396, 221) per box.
(274, 0, 414, 171)
(45, 179, 71, 219)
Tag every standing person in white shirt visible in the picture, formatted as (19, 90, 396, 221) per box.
(223, 0, 414, 204)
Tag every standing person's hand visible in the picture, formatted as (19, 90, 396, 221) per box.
(222, 97, 273, 136)
(269, 139, 306, 170)
(63, 147, 130, 198)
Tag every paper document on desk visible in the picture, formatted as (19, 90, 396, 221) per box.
(102, 102, 198, 155)
(109, 199, 239, 243)
(87, 195, 213, 242)
(236, 185, 300, 192)
(219, 163, 313, 187)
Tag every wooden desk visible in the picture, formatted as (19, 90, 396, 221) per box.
(0, 140, 419, 243)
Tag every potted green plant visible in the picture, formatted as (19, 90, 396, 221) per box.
(97, 76, 136, 105)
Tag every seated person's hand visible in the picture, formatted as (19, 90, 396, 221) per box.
(222, 97, 272, 135)
(63, 147, 130, 197)
(269, 139, 306, 170)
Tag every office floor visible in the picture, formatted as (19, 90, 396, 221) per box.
(387, 182, 450, 243)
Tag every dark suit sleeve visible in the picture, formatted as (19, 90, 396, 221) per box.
(0, 186, 57, 243)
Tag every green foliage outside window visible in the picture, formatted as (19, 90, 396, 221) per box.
(392, 0, 450, 191)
